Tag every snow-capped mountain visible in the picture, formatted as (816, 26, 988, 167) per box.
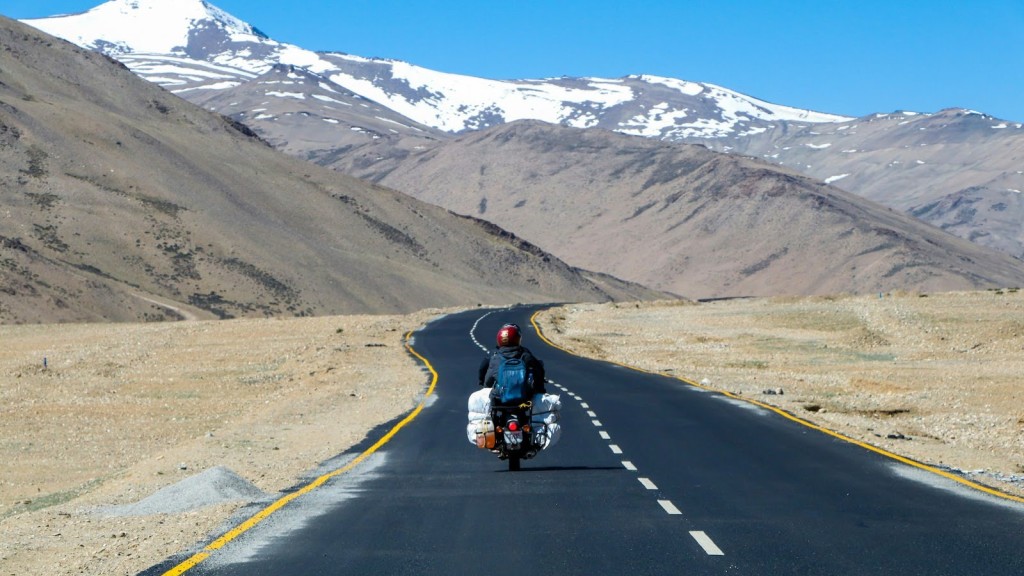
(190, 63, 445, 178)
(23, 0, 263, 56)
(22, 0, 851, 141)
(21, 0, 1024, 260)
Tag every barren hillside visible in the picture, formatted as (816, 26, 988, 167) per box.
(376, 121, 1024, 299)
(0, 17, 662, 323)
(707, 110, 1024, 259)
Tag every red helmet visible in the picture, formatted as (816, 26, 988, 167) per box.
(496, 323, 522, 347)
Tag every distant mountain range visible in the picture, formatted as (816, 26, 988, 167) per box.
(0, 14, 659, 323)
(699, 109, 1024, 259)
(23, 0, 1024, 264)
(10, 0, 1024, 318)
(22, 0, 849, 135)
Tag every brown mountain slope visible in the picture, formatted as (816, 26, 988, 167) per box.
(705, 110, 1024, 260)
(376, 121, 1024, 299)
(0, 18, 662, 324)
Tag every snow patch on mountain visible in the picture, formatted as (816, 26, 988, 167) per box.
(707, 84, 843, 124)
(639, 75, 705, 96)
(321, 57, 638, 132)
(25, 0, 263, 55)
(621, 103, 694, 137)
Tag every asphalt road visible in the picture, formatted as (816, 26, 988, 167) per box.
(145, 305, 1024, 576)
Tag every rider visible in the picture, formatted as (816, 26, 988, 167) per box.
(478, 323, 547, 397)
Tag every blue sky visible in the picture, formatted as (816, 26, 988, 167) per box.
(6, 0, 1024, 122)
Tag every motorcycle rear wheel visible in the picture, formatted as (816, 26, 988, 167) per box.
(508, 454, 521, 471)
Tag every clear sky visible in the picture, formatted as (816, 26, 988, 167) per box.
(5, 0, 1024, 122)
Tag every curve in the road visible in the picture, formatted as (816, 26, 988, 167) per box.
(148, 305, 1024, 575)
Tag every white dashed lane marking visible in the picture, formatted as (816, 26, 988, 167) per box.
(658, 500, 682, 515)
(550, 382, 726, 557)
(690, 531, 725, 556)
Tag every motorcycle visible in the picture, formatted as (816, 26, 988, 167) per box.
(485, 401, 540, 471)
(469, 389, 561, 472)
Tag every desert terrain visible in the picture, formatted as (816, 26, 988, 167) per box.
(2, 290, 1023, 575)
(0, 310, 445, 575)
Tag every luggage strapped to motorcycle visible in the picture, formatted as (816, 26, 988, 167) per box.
(490, 401, 532, 432)
(491, 400, 533, 411)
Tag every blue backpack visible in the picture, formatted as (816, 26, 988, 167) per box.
(494, 355, 533, 404)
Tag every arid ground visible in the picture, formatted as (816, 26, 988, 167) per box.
(2, 290, 1023, 575)
(536, 290, 1024, 498)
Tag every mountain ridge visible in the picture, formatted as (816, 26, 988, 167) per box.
(21, 0, 1024, 263)
(376, 121, 1024, 298)
(21, 0, 852, 139)
(16, 1, 1024, 307)
(0, 14, 663, 323)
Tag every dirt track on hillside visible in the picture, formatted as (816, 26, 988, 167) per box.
(2, 291, 1023, 575)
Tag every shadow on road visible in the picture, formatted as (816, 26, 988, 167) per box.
(491, 465, 625, 473)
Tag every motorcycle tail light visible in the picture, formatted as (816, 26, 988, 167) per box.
(508, 421, 519, 432)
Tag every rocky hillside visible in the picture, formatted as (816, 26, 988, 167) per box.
(376, 122, 1024, 298)
(0, 17, 663, 323)
(696, 109, 1024, 260)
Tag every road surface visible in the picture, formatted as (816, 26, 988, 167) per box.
(144, 306, 1024, 575)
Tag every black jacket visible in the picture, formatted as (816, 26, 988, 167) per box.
(478, 345, 547, 395)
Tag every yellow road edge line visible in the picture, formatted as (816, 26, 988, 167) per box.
(162, 330, 439, 575)
(531, 309, 1024, 505)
